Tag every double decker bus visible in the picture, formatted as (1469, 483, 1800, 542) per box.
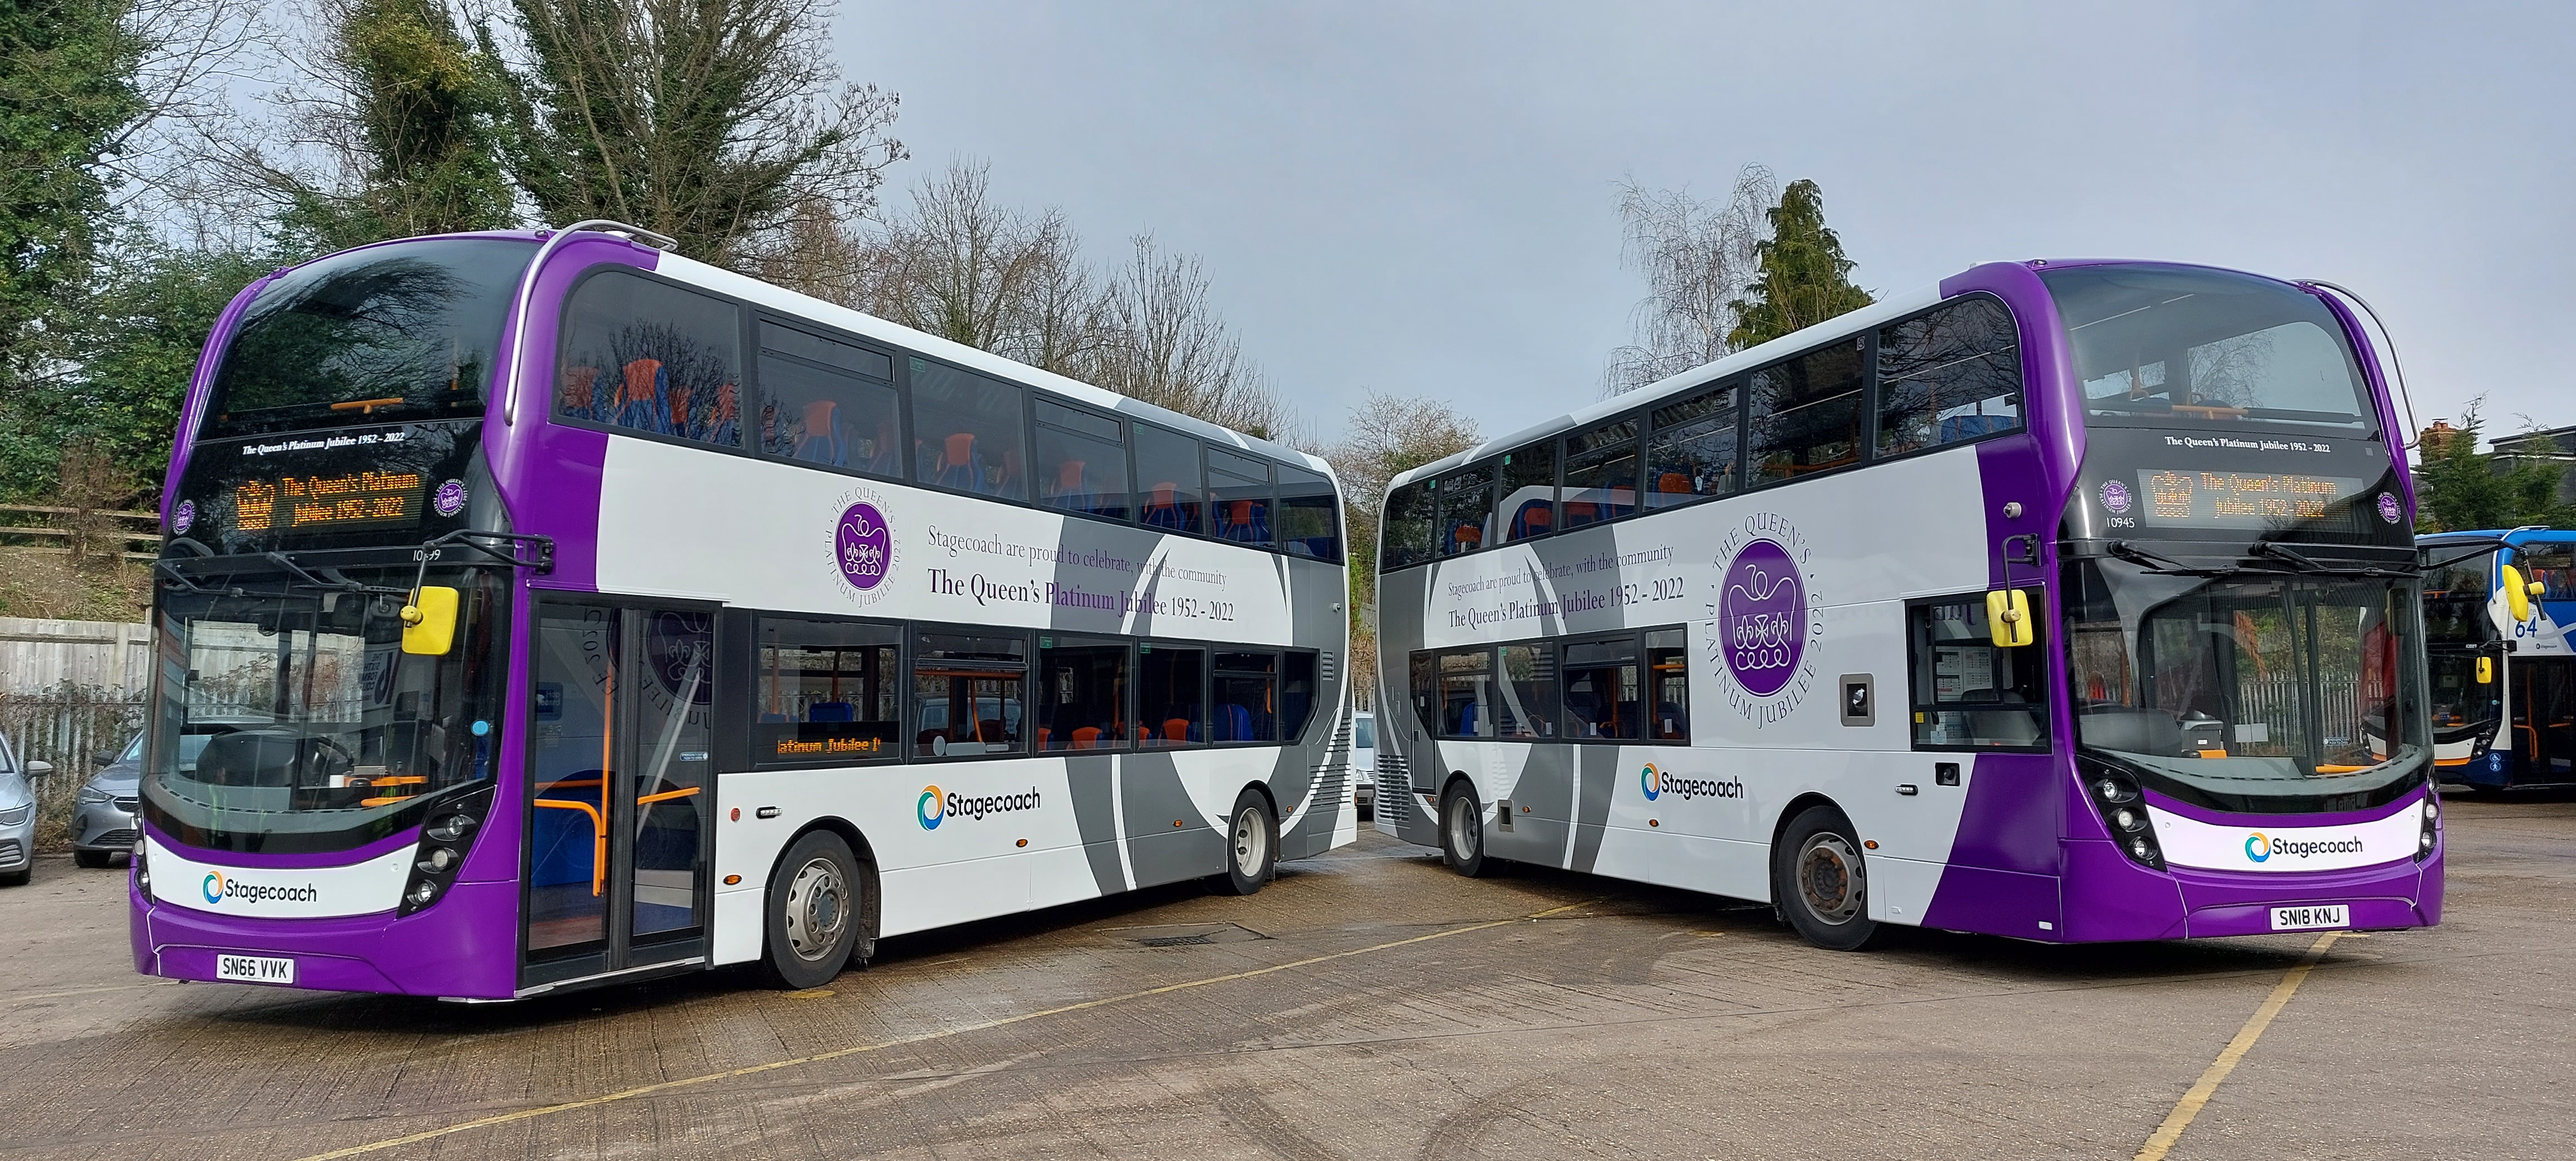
(1373, 260, 2440, 949)
(133, 223, 1355, 999)
(2419, 526, 2576, 789)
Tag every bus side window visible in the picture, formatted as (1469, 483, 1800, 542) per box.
(1277, 464, 1339, 562)
(1133, 423, 1204, 535)
(753, 617, 901, 764)
(1213, 651, 1278, 743)
(1877, 296, 2022, 457)
(1280, 652, 1319, 742)
(1561, 636, 1640, 741)
(1208, 447, 1272, 547)
(913, 632, 1028, 757)
(1646, 386, 1738, 511)
(1139, 643, 1206, 748)
(1645, 628, 1689, 742)
(1561, 418, 1638, 530)
(1438, 648, 1494, 737)
(1383, 481, 1435, 570)
(1033, 400, 1131, 522)
(1497, 643, 1558, 737)
(1037, 636, 1131, 752)
(755, 321, 899, 476)
(558, 270, 744, 447)
(1500, 442, 1555, 543)
(1437, 463, 1495, 557)
(1749, 339, 1865, 486)
(912, 359, 1027, 500)
(1906, 597, 2048, 750)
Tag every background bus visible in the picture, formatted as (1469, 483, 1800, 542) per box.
(131, 223, 1356, 999)
(2421, 527, 2576, 789)
(1373, 259, 2441, 949)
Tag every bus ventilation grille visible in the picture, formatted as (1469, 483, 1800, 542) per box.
(1375, 752, 1411, 825)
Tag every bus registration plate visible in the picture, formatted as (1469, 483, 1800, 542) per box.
(2270, 905, 2350, 931)
(215, 954, 295, 984)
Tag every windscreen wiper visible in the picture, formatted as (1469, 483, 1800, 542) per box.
(2248, 540, 2411, 579)
(2105, 540, 2287, 578)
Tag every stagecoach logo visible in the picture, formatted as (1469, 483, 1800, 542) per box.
(2100, 480, 2133, 515)
(1709, 514, 1822, 726)
(2377, 493, 2403, 524)
(1639, 763, 1744, 803)
(170, 500, 195, 535)
(917, 783, 1042, 831)
(432, 479, 467, 517)
(2245, 831, 2365, 864)
(198, 869, 319, 907)
(826, 485, 898, 605)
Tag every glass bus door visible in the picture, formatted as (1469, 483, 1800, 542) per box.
(523, 601, 716, 985)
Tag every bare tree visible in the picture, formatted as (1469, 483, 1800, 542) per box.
(1601, 163, 1774, 397)
(1082, 235, 1290, 440)
(1325, 390, 1480, 704)
(856, 158, 1108, 376)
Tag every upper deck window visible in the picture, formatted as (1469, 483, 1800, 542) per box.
(206, 238, 534, 440)
(1748, 339, 1865, 486)
(758, 321, 897, 475)
(1877, 295, 2022, 456)
(559, 270, 744, 447)
(2042, 264, 2375, 435)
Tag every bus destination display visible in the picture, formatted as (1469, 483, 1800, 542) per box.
(232, 469, 427, 533)
(2137, 469, 2365, 529)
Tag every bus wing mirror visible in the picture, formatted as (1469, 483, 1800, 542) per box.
(402, 587, 460, 655)
(2477, 656, 2495, 685)
(2502, 565, 2534, 623)
(1985, 588, 2035, 648)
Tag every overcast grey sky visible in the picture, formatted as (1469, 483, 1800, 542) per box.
(837, 2, 2573, 446)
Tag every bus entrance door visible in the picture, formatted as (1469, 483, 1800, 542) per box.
(524, 601, 718, 987)
(2510, 657, 2576, 780)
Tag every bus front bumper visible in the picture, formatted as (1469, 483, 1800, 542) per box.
(2055, 837, 2442, 942)
(130, 875, 524, 999)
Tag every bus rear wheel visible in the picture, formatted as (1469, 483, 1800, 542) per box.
(1440, 782, 1490, 878)
(1774, 806, 1882, 951)
(1219, 789, 1277, 896)
(761, 831, 860, 990)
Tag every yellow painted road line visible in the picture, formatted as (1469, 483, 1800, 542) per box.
(2133, 931, 2344, 1161)
(291, 899, 1597, 1161)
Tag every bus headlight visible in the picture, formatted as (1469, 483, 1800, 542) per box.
(2082, 762, 2165, 870)
(399, 786, 495, 917)
(2417, 793, 2440, 862)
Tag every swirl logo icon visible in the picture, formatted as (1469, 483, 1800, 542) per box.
(202, 871, 225, 904)
(917, 786, 944, 830)
(1639, 764, 1661, 801)
(837, 501, 892, 592)
(1719, 538, 1807, 697)
(2245, 832, 2271, 862)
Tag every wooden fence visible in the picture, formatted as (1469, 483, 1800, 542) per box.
(0, 503, 159, 562)
(0, 617, 153, 695)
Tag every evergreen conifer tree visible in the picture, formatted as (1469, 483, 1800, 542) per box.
(1726, 179, 1872, 349)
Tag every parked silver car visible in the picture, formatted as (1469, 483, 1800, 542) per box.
(72, 733, 146, 868)
(1, 731, 49, 886)
(1352, 710, 1376, 820)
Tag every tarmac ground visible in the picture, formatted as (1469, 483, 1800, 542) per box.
(1, 788, 2569, 1160)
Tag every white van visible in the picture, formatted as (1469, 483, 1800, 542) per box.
(1351, 709, 1376, 819)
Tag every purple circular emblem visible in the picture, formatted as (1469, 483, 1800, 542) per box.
(2377, 492, 2402, 524)
(836, 501, 891, 592)
(170, 500, 194, 535)
(1719, 538, 1807, 697)
(2100, 480, 2133, 515)
(432, 479, 468, 518)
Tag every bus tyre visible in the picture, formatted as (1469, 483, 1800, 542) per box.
(1221, 789, 1277, 896)
(1440, 783, 1491, 878)
(761, 831, 860, 991)
(1774, 806, 1882, 952)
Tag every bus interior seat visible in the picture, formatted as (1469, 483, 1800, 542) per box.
(866, 420, 900, 476)
(1218, 500, 1267, 543)
(1218, 703, 1254, 742)
(759, 711, 788, 723)
(808, 702, 855, 722)
(1510, 501, 1552, 539)
(796, 400, 847, 465)
(1453, 524, 1482, 552)
(1940, 413, 2016, 442)
(1053, 460, 1094, 511)
(1143, 483, 1188, 530)
(1072, 726, 1102, 749)
(938, 433, 982, 492)
(618, 359, 667, 433)
(531, 772, 605, 888)
(1163, 718, 1192, 744)
(196, 730, 304, 787)
(1657, 472, 1691, 495)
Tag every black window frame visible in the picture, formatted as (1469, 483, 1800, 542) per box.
(747, 613, 907, 770)
(550, 265, 756, 455)
(907, 622, 1035, 763)
(1032, 396, 1134, 524)
(1902, 593, 2052, 754)
(752, 314, 908, 482)
(1498, 441, 1557, 544)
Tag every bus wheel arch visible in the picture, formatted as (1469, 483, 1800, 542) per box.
(1438, 773, 1491, 878)
(1219, 786, 1280, 895)
(1769, 799, 1884, 952)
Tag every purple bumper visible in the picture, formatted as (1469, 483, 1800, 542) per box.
(130, 835, 524, 999)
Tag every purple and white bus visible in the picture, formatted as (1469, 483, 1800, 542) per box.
(1372, 260, 2440, 948)
(132, 223, 1356, 999)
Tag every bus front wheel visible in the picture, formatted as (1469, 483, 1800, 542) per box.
(761, 830, 861, 990)
(1440, 783, 1490, 878)
(1219, 789, 1278, 896)
(1773, 806, 1882, 952)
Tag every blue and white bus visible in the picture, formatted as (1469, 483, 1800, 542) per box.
(2419, 526, 2576, 789)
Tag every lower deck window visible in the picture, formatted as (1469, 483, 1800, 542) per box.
(1039, 636, 1130, 752)
(756, 618, 900, 762)
(1213, 652, 1277, 743)
(915, 632, 1027, 756)
(1563, 636, 1640, 740)
(1907, 597, 2047, 749)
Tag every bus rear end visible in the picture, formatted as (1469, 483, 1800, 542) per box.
(134, 236, 541, 999)
(2032, 261, 2440, 941)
